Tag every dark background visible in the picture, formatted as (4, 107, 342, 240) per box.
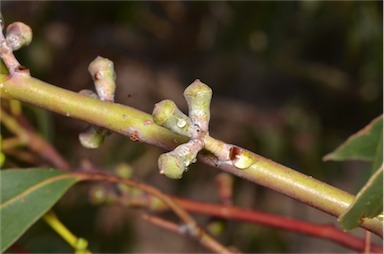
(2, 1, 383, 253)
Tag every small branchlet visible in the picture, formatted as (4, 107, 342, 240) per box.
(0, 19, 32, 74)
(79, 57, 116, 148)
(214, 173, 234, 206)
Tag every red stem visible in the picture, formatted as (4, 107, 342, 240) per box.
(174, 198, 383, 253)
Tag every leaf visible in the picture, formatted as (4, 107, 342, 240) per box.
(0, 168, 80, 252)
(324, 115, 384, 230)
(338, 166, 383, 231)
(323, 115, 383, 162)
(370, 130, 383, 173)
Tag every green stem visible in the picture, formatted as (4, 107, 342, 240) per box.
(43, 210, 91, 254)
(0, 73, 187, 149)
(0, 73, 382, 236)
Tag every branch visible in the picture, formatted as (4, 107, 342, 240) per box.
(0, 73, 382, 236)
(0, 106, 70, 170)
(3, 108, 379, 252)
(109, 186, 382, 253)
(174, 198, 383, 253)
(75, 171, 234, 254)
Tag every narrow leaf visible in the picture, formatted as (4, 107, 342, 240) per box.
(371, 131, 383, 174)
(0, 168, 80, 252)
(324, 115, 383, 162)
(338, 166, 383, 231)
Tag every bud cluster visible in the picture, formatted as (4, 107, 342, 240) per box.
(153, 79, 212, 179)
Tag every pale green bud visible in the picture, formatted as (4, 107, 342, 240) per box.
(88, 56, 116, 102)
(158, 139, 203, 179)
(89, 185, 108, 204)
(152, 99, 199, 138)
(114, 163, 133, 179)
(158, 152, 184, 179)
(183, 79, 212, 133)
(5, 22, 32, 51)
(78, 125, 107, 149)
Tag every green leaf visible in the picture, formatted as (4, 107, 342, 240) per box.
(0, 168, 80, 252)
(338, 166, 383, 231)
(371, 130, 383, 174)
(323, 115, 383, 162)
(0, 59, 9, 75)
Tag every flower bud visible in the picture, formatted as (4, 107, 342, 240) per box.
(88, 56, 116, 102)
(183, 79, 212, 133)
(158, 152, 185, 179)
(5, 22, 32, 51)
(158, 139, 203, 179)
(152, 99, 199, 138)
(79, 125, 107, 149)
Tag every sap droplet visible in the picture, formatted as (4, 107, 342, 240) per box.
(229, 146, 255, 169)
(177, 118, 187, 128)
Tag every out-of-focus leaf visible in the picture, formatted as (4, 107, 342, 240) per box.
(0, 135, 5, 167)
(324, 115, 384, 230)
(0, 168, 80, 252)
(0, 59, 9, 75)
(371, 130, 383, 173)
(323, 115, 383, 162)
(338, 166, 383, 231)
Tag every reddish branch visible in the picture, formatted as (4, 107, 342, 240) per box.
(173, 198, 383, 253)
(1, 107, 70, 170)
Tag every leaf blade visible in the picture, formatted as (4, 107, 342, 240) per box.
(324, 115, 383, 162)
(0, 169, 80, 252)
(338, 166, 383, 231)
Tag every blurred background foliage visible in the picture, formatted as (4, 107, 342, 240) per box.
(2, 1, 382, 253)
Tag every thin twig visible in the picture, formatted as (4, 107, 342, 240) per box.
(142, 214, 180, 234)
(364, 231, 371, 254)
(0, 107, 70, 170)
(43, 210, 91, 254)
(112, 189, 382, 253)
(174, 198, 383, 253)
(76, 171, 235, 254)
